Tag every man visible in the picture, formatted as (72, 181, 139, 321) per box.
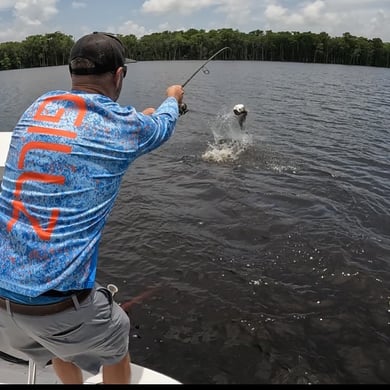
(0, 32, 184, 384)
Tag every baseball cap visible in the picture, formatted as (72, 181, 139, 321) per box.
(69, 32, 127, 75)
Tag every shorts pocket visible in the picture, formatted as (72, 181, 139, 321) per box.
(50, 322, 85, 341)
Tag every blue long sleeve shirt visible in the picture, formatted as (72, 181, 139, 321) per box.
(0, 90, 179, 300)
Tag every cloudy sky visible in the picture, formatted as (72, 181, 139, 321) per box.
(0, 0, 389, 43)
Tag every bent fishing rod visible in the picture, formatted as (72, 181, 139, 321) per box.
(179, 46, 231, 116)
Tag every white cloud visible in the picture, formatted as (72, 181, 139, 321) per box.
(141, 0, 261, 32)
(142, 0, 218, 15)
(369, 9, 390, 40)
(0, 0, 16, 10)
(114, 20, 153, 38)
(14, 0, 58, 26)
(0, 0, 60, 41)
(213, 0, 257, 27)
(0, 0, 389, 43)
(303, 0, 325, 21)
(265, 4, 304, 27)
(262, 0, 390, 38)
(141, 0, 256, 21)
(71, 1, 86, 9)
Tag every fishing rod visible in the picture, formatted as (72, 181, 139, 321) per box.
(179, 46, 231, 116)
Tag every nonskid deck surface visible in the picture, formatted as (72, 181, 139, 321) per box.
(0, 356, 181, 384)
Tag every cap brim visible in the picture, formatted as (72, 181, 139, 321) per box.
(125, 58, 136, 64)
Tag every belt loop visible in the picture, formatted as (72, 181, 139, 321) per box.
(71, 294, 80, 310)
(5, 299, 12, 316)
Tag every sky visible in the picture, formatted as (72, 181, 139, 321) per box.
(0, 0, 389, 44)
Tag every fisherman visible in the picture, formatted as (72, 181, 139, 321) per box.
(0, 32, 184, 384)
(233, 103, 248, 130)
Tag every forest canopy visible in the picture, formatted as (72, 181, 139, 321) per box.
(1, 28, 389, 71)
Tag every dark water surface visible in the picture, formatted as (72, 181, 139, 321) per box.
(1, 61, 390, 384)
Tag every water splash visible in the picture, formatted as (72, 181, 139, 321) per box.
(202, 110, 253, 163)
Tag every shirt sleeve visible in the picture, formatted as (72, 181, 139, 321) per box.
(134, 96, 179, 156)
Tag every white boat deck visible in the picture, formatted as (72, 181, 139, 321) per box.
(0, 132, 11, 168)
(0, 359, 60, 384)
(0, 354, 181, 384)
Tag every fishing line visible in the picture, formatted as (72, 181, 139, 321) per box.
(179, 46, 231, 116)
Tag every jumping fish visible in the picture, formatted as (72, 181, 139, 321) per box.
(233, 104, 248, 130)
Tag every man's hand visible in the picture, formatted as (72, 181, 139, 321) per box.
(166, 85, 184, 105)
(142, 107, 155, 115)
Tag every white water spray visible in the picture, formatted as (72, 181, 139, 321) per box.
(202, 107, 253, 163)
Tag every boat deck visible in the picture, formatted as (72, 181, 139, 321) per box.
(0, 356, 181, 384)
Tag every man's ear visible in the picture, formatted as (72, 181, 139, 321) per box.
(114, 67, 123, 88)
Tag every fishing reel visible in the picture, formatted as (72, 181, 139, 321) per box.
(179, 103, 188, 116)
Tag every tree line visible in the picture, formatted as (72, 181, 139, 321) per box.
(1, 28, 390, 71)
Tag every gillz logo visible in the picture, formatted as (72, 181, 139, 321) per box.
(7, 94, 87, 241)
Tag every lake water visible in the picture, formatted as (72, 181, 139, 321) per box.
(0, 61, 389, 384)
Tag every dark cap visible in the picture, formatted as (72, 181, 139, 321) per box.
(69, 32, 126, 75)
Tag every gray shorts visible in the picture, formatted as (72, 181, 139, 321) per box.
(0, 285, 130, 375)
